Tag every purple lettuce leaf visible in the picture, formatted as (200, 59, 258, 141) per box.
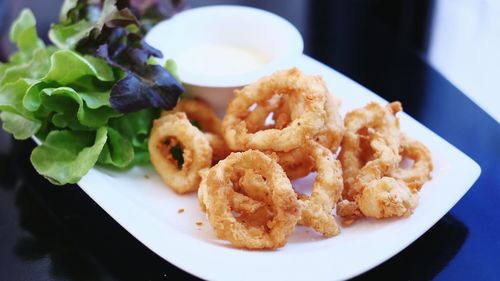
(55, 0, 184, 113)
(109, 65, 182, 113)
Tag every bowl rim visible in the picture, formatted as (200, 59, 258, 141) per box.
(145, 5, 304, 88)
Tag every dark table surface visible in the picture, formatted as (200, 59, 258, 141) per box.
(1, 1, 499, 280)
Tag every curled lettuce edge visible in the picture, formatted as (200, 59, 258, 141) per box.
(30, 127, 108, 185)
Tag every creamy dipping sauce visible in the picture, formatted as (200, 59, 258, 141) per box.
(174, 44, 270, 76)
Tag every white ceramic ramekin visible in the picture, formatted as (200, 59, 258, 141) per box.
(145, 5, 304, 114)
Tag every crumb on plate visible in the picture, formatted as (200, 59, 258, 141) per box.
(342, 219, 355, 227)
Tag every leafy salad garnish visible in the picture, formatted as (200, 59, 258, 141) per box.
(51, 0, 185, 113)
(0, 0, 184, 185)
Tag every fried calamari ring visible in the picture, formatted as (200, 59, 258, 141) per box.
(390, 134, 433, 191)
(356, 177, 419, 219)
(271, 94, 344, 179)
(242, 89, 343, 179)
(199, 168, 266, 215)
(204, 132, 232, 164)
(337, 102, 420, 222)
(296, 141, 343, 237)
(163, 99, 230, 163)
(230, 169, 273, 226)
(202, 150, 299, 249)
(339, 102, 402, 201)
(222, 68, 327, 152)
(250, 141, 342, 236)
(235, 95, 315, 179)
(315, 93, 344, 152)
(149, 113, 212, 194)
(273, 147, 315, 180)
(235, 95, 314, 179)
(162, 98, 222, 135)
(198, 168, 209, 212)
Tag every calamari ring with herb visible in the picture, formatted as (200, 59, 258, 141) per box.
(162, 98, 230, 163)
(222, 68, 327, 152)
(149, 112, 212, 194)
(202, 150, 299, 249)
(163, 98, 223, 135)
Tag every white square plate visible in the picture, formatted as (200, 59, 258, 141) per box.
(76, 55, 480, 281)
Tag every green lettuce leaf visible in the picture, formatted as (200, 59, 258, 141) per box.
(49, 20, 95, 50)
(43, 50, 114, 84)
(107, 108, 158, 166)
(24, 84, 121, 129)
(50, 0, 139, 51)
(0, 47, 51, 85)
(0, 79, 32, 114)
(164, 58, 180, 82)
(78, 89, 112, 109)
(0, 111, 41, 140)
(30, 127, 108, 185)
(98, 126, 134, 168)
(108, 108, 157, 148)
(59, 0, 80, 23)
(8, 9, 45, 63)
